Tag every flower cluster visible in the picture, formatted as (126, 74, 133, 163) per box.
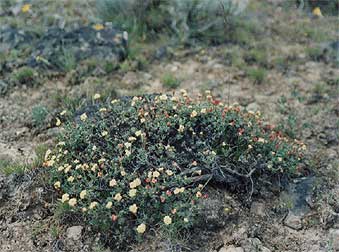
(47, 91, 305, 248)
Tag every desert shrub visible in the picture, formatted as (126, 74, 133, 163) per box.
(162, 73, 181, 89)
(46, 91, 305, 249)
(13, 67, 36, 85)
(32, 105, 49, 127)
(96, 0, 249, 42)
(306, 47, 323, 61)
(246, 67, 267, 84)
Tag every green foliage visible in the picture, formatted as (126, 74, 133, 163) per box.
(57, 49, 77, 72)
(32, 105, 49, 127)
(246, 67, 267, 84)
(244, 48, 268, 67)
(161, 73, 181, 89)
(47, 92, 304, 249)
(96, 0, 249, 42)
(306, 47, 323, 61)
(13, 67, 35, 84)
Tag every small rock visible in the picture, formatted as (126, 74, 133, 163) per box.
(284, 212, 303, 230)
(66, 226, 83, 241)
(329, 229, 339, 251)
(219, 245, 244, 252)
(250, 202, 266, 217)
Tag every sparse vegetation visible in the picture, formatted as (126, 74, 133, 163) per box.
(161, 73, 181, 89)
(246, 67, 267, 84)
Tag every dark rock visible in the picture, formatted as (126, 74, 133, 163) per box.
(0, 27, 39, 52)
(28, 26, 128, 71)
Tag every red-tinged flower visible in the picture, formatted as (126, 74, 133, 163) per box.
(167, 122, 171, 126)
(100, 163, 104, 169)
(165, 113, 170, 118)
(151, 178, 157, 184)
(160, 196, 165, 203)
(166, 190, 172, 196)
(171, 208, 177, 214)
(229, 120, 235, 126)
(203, 194, 208, 199)
(146, 185, 151, 189)
(111, 214, 118, 222)
(234, 107, 240, 113)
(145, 178, 151, 183)
(212, 99, 221, 105)
(238, 128, 245, 136)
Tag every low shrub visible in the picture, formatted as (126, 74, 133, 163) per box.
(246, 67, 267, 84)
(95, 0, 249, 42)
(46, 91, 305, 249)
(162, 73, 181, 89)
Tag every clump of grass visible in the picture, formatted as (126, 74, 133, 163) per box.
(162, 73, 181, 89)
(244, 48, 268, 67)
(246, 67, 267, 84)
(13, 67, 35, 84)
(46, 91, 305, 250)
(305, 47, 323, 61)
(32, 105, 49, 127)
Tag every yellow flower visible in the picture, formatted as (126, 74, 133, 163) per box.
(111, 99, 119, 104)
(21, 4, 31, 13)
(159, 94, 168, 101)
(82, 207, 87, 212)
(128, 136, 137, 142)
(129, 204, 138, 214)
(101, 131, 108, 137)
(56, 117, 61, 126)
(67, 176, 74, 182)
(109, 179, 117, 187)
(93, 24, 104, 31)
(106, 201, 113, 209)
(278, 157, 283, 162)
(60, 110, 67, 116)
(178, 125, 185, 133)
(80, 190, 87, 199)
(312, 7, 322, 17)
(184, 218, 189, 223)
(114, 193, 122, 202)
(248, 145, 253, 150)
(179, 187, 185, 193)
(163, 216, 172, 225)
(120, 170, 126, 176)
(93, 93, 101, 100)
(129, 189, 137, 198)
(89, 201, 98, 209)
(129, 178, 141, 189)
(190, 110, 198, 118)
(196, 191, 202, 198)
(125, 150, 131, 156)
(135, 130, 142, 137)
(69, 198, 77, 207)
(44, 149, 52, 161)
(124, 142, 132, 148)
(54, 181, 61, 189)
(200, 108, 207, 114)
(166, 170, 174, 176)
(61, 193, 70, 203)
(174, 188, 181, 195)
(136, 223, 146, 234)
(99, 107, 107, 112)
(152, 171, 160, 178)
(80, 113, 87, 121)
(258, 138, 265, 143)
